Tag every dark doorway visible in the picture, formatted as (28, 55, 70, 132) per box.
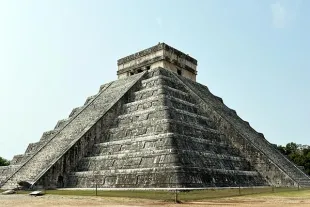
(57, 175, 64, 188)
(177, 69, 182, 76)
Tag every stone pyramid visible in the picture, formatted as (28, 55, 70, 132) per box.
(1, 43, 310, 190)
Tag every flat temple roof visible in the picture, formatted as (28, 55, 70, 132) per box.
(117, 43, 197, 66)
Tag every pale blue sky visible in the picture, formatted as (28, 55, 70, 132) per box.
(0, 0, 309, 160)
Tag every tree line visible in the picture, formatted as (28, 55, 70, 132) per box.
(273, 142, 310, 175)
(0, 156, 10, 166)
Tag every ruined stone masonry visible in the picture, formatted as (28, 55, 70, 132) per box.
(1, 43, 310, 189)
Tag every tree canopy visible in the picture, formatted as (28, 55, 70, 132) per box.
(0, 156, 10, 166)
(274, 142, 310, 176)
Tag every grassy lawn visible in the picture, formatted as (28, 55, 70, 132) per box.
(49, 188, 310, 201)
(2, 187, 310, 202)
(47, 190, 175, 201)
(247, 188, 310, 197)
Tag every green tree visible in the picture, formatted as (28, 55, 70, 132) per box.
(275, 143, 310, 176)
(285, 142, 298, 155)
(276, 145, 287, 155)
(0, 156, 10, 166)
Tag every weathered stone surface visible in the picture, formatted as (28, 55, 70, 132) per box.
(10, 155, 24, 165)
(0, 165, 20, 187)
(117, 43, 197, 81)
(29, 191, 44, 196)
(1, 44, 309, 190)
(1, 190, 16, 195)
(0, 72, 145, 190)
(173, 69, 310, 187)
(64, 68, 267, 188)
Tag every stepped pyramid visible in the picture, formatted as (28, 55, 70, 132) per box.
(1, 43, 310, 190)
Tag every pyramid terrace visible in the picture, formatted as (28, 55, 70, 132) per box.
(1, 43, 310, 190)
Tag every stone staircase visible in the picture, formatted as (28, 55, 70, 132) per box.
(3, 67, 307, 189)
(176, 72, 310, 187)
(67, 68, 267, 188)
(0, 73, 145, 190)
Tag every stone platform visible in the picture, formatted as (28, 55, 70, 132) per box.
(1, 43, 310, 190)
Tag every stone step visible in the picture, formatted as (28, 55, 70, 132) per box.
(171, 108, 215, 128)
(118, 105, 169, 122)
(123, 94, 198, 114)
(118, 106, 169, 126)
(69, 106, 84, 118)
(24, 129, 60, 155)
(0, 165, 21, 186)
(0, 165, 21, 176)
(10, 155, 24, 165)
(71, 166, 260, 177)
(68, 166, 266, 188)
(68, 166, 263, 188)
(40, 129, 60, 142)
(54, 118, 70, 130)
(118, 106, 214, 129)
(141, 74, 173, 85)
(99, 83, 111, 92)
(299, 183, 310, 187)
(93, 135, 240, 158)
(0, 73, 145, 190)
(93, 132, 239, 161)
(108, 119, 170, 141)
(20, 153, 32, 163)
(93, 142, 237, 158)
(25, 142, 40, 154)
(98, 132, 175, 146)
(96, 132, 230, 149)
(79, 148, 244, 164)
(145, 67, 177, 79)
(297, 178, 310, 182)
(141, 75, 187, 92)
(298, 181, 310, 184)
(84, 95, 97, 106)
(76, 147, 249, 172)
(133, 85, 192, 103)
(109, 118, 221, 142)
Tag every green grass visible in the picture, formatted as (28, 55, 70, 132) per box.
(178, 187, 309, 201)
(4, 188, 310, 202)
(247, 188, 310, 198)
(178, 187, 281, 201)
(46, 190, 175, 201)
(43, 188, 310, 201)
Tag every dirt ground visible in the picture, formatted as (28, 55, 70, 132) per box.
(1, 194, 310, 207)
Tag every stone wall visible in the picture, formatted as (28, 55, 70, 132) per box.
(36, 100, 124, 188)
(1, 72, 145, 190)
(174, 71, 310, 187)
(3, 67, 307, 189)
(66, 68, 267, 188)
(117, 43, 197, 81)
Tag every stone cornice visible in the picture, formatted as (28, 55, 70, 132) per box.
(117, 43, 197, 66)
(117, 56, 197, 75)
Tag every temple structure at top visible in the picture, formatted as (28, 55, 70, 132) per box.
(117, 43, 198, 81)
